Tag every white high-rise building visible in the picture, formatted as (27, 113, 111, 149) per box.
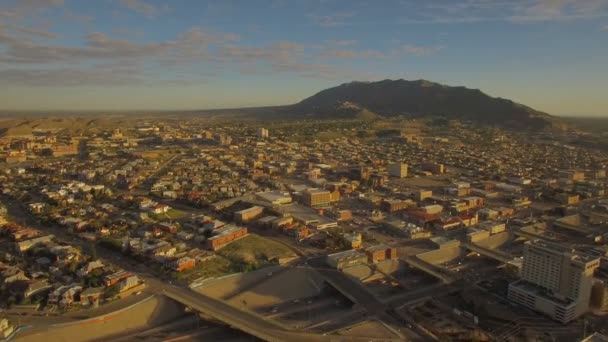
(388, 162, 408, 178)
(508, 240, 600, 323)
(257, 128, 269, 138)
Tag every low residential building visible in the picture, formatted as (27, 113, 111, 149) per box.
(479, 221, 507, 235)
(342, 233, 362, 249)
(206, 225, 248, 251)
(234, 206, 264, 223)
(14, 234, 54, 252)
(172, 257, 196, 272)
(80, 287, 104, 307)
(381, 199, 413, 213)
(558, 193, 580, 205)
(255, 191, 292, 205)
(414, 190, 433, 201)
(365, 245, 397, 263)
(326, 249, 368, 270)
(103, 270, 133, 287)
(119, 275, 141, 292)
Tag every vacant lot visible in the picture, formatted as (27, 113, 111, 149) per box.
(218, 234, 296, 265)
(175, 234, 296, 283)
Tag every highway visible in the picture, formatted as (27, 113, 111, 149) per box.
(4, 196, 393, 342)
(312, 265, 433, 341)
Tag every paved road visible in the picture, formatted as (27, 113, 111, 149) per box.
(312, 266, 431, 341)
(3, 196, 380, 342)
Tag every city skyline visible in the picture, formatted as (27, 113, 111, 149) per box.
(0, 0, 607, 116)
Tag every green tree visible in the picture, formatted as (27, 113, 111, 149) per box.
(105, 284, 120, 298)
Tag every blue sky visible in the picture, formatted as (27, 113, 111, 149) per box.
(0, 0, 607, 115)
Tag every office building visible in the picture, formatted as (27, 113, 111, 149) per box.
(388, 162, 408, 178)
(257, 128, 269, 138)
(508, 240, 600, 323)
(302, 188, 339, 207)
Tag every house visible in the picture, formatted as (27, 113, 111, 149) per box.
(103, 270, 133, 287)
(172, 257, 196, 272)
(342, 233, 362, 249)
(77, 260, 105, 278)
(151, 204, 170, 214)
(118, 275, 141, 292)
(80, 287, 104, 307)
(14, 234, 55, 252)
(365, 245, 398, 263)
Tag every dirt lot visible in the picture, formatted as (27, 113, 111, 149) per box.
(337, 319, 401, 339)
(195, 267, 324, 310)
(15, 296, 185, 342)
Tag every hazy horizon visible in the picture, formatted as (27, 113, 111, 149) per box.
(0, 0, 607, 116)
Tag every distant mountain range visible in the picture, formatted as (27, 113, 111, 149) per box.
(0, 79, 567, 133)
(281, 79, 563, 130)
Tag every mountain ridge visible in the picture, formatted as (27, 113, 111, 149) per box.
(284, 79, 562, 130)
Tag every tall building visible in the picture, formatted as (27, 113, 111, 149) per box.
(508, 240, 600, 323)
(388, 162, 408, 178)
(257, 128, 269, 138)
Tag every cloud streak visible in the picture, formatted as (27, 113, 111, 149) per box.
(310, 11, 355, 27)
(399, 0, 608, 24)
(117, 0, 169, 18)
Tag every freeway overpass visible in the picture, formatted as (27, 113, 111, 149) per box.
(163, 287, 332, 342)
(462, 242, 514, 264)
(403, 256, 457, 284)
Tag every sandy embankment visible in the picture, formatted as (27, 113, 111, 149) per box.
(15, 296, 185, 342)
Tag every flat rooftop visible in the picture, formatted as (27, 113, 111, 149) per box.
(528, 239, 599, 264)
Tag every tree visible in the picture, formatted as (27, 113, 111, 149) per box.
(105, 284, 120, 299)
(90, 243, 97, 260)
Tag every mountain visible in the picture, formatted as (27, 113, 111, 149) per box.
(286, 79, 562, 130)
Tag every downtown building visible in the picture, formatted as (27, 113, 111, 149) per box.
(387, 162, 408, 178)
(508, 240, 600, 323)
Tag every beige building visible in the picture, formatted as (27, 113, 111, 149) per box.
(414, 189, 433, 201)
(257, 127, 269, 138)
(234, 206, 264, 222)
(590, 279, 608, 311)
(508, 240, 600, 323)
(388, 162, 408, 178)
(302, 188, 338, 207)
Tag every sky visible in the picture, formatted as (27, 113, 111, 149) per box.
(0, 0, 607, 116)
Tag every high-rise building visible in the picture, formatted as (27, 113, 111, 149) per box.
(508, 240, 600, 323)
(257, 128, 269, 138)
(388, 162, 408, 178)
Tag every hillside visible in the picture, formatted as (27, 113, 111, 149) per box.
(287, 79, 563, 130)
